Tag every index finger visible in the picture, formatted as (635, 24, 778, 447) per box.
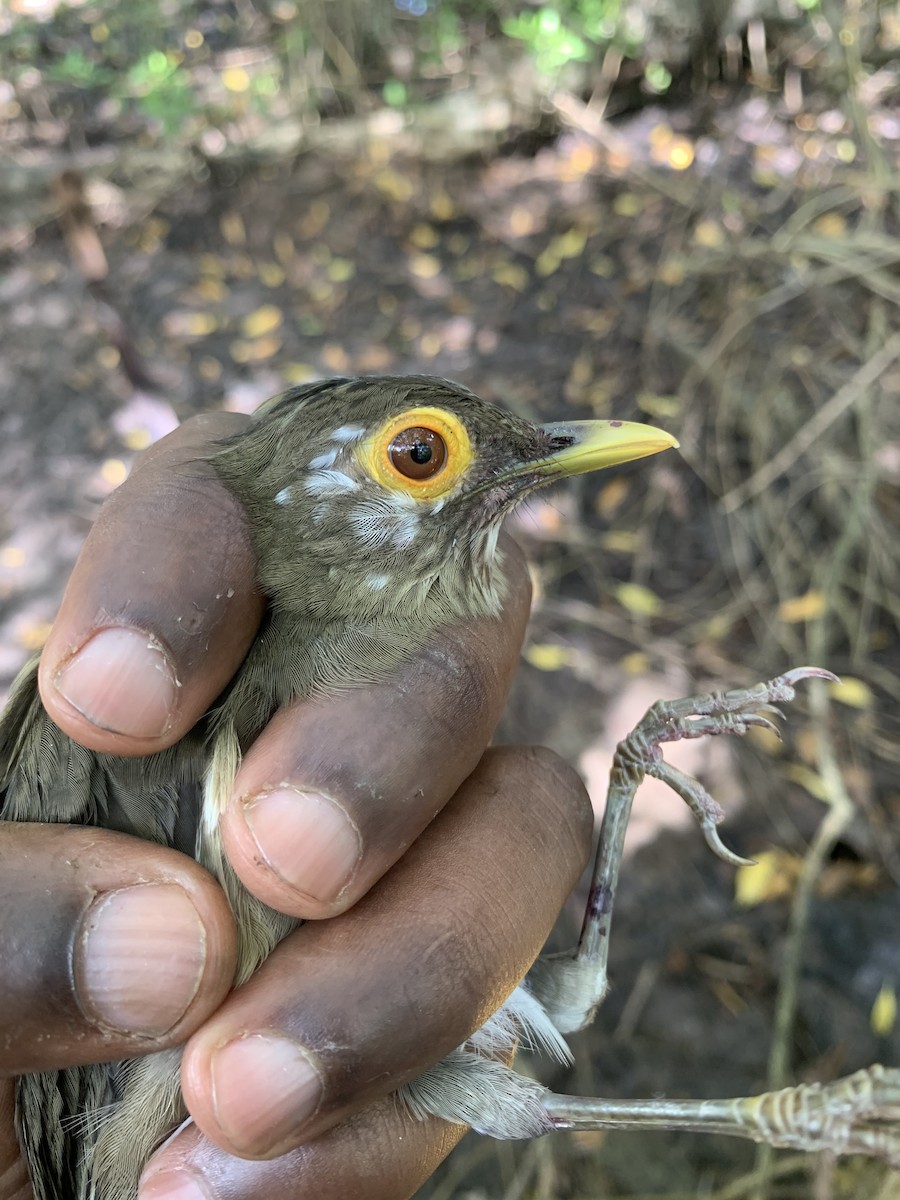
(38, 414, 265, 757)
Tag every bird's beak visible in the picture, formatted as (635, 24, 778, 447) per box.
(531, 419, 679, 478)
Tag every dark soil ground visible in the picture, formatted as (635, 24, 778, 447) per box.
(2, 47, 899, 1200)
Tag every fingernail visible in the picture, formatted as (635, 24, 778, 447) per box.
(139, 1170, 213, 1200)
(54, 627, 179, 738)
(241, 788, 361, 904)
(210, 1034, 322, 1156)
(75, 884, 206, 1037)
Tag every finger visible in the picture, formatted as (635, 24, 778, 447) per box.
(0, 825, 237, 1074)
(219, 538, 532, 919)
(140, 1095, 464, 1200)
(181, 746, 592, 1160)
(0, 1078, 30, 1200)
(38, 414, 265, 757)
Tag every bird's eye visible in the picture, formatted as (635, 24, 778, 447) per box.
(388, 426, 447, 480)
(356, 405, 473, 499)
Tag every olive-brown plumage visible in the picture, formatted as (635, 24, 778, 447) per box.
(0, 375, 676, 1199)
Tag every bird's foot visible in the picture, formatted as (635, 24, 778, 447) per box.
(616, 665, 838, 866)
(530, 667, 836, 1034)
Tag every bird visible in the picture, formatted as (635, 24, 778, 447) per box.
(0, 374, 678, 1200)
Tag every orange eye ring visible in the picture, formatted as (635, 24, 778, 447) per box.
(356, 406, 473, 499)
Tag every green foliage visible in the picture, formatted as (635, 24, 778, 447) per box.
(501, 0, 644, 76)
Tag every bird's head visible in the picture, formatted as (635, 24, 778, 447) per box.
(214, 375, 678, 627)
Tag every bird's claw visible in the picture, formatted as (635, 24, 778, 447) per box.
(620, 666, 832, 865)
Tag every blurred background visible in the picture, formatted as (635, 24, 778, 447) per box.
(1, 1, 899, 1196)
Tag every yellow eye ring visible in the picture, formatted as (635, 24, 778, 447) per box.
(356, 406, 474, 499)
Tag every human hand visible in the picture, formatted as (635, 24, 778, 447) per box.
(0, 414, 592, 1200)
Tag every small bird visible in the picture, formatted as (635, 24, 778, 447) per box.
(0, 375, 677, 1200)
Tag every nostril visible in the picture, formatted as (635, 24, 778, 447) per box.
(549, 436, 576, 451)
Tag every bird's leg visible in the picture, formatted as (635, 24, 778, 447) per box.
(542, 1065, 900, 1164)
(414, 666, 900, 1167)
(528, 666, 838, 1035)
(524, 667, 900, 1168)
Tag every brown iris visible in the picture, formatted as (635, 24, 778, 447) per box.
(388, 426, 447, 480)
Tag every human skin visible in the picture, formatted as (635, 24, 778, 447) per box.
(0, 414, 593, 1200)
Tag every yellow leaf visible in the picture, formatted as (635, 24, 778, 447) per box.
(300, 200, 329, 237)
(219, 212, 246, 246)
(101, 458, 128, 487)
(410, 224, 439, 249)
(283, 362, 317, 383)
(590, 255, 614, 276)
(326, 258, 355, 282)
(657, 257, 686, 287)
(549, 228, 588, 259)
(273, 233, 296, 264)
(600, 530, 639, 554)
(419, 331, 442, 358)
(704, 613, 732, 641)
(535, 248, 560, 277)
(375, 169, 414, 203)
(409, 253, 441, 279)
(123, 428, 152, 451)
(735, 849, 800, 907)
(525, 643, 577, 671)
(258, 262, 285, 288)
(812, 212, 848, 238)
(198, 357, 222, 381)
(187, 312, 218, 337)
(693, 220, 725, 248)
(783, 763, 829, 802)
(491, 262, 529, 291)
(746, 721, 784, 755)
(567, 350, 593, 391)
(198, 254, 225, 277)
(667, 138, 695, 170)
(778, 591, 826, 623)
(429, 189, 455, 220)
(637, 392, 681, 419)
(613, 193, 641, 217)
(595, 476, 630, 517)
(195, 277, 228, 302)
(18, 620, 52, 651)
(871, 984, 897, 1037)
(620, 651, 649, 676)
(229, 336, 281, 363)
(241, 305, 283, 338)
(162, 310, 217, 339)
(828, 676, 873, 709)
(321, 342, 350, 372)
(615, 582, 663, 617)
(222, 66, 250, 93)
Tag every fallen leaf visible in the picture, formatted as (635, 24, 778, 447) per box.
(778, 591, 826, 623)
(219, 212, 246, 246)
(735, 848, 801, 906)
(615, 582, 663, 617)
(409, 253, 441, 279)
(871, 984, 897, 1037)
(242, 305, 283, 338)
(828, 676, 873, 709)
(525, 643, 577, 671)
(222, 66, 250, 93)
